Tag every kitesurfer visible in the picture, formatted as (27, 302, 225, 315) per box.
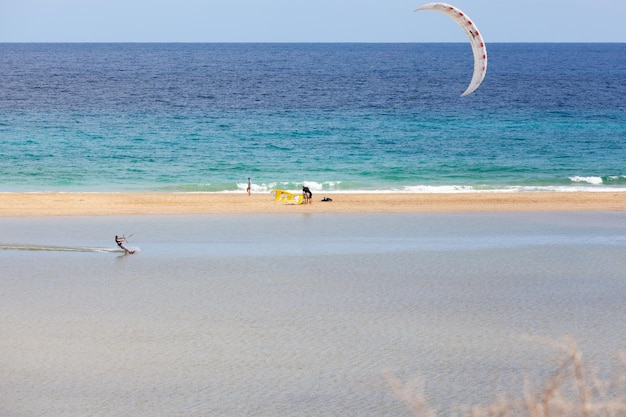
(115, 235, 132, 254)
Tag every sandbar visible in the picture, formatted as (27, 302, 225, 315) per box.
(0, 192, 625, 216)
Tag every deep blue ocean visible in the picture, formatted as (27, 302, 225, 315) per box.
(1, 43, 625, 193)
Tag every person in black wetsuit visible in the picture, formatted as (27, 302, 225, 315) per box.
(115, 235, 132, 254)
(302, 186, 312, 204)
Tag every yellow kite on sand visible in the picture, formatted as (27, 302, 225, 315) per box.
(271, 190, 304, 205)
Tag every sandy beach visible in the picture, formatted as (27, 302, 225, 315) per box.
(1, 191, 625, 216)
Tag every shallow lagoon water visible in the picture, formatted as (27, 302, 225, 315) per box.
(1, 212, 625, 416)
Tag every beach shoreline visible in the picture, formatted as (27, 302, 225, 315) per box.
(0, 191, 625, 216)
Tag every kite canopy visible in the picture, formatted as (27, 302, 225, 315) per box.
(415, 2, 487, 96)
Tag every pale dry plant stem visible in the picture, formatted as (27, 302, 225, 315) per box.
(524, 375, 541, 417)
(541, 354, 573, 417)
(383, 370, 436, 417)
(572, 345, 591, 417)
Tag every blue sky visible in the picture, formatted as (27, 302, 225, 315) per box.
(1, 0, 625, 43)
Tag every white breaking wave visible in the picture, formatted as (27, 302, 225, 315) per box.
(234, 181, 343, 194)
(569, 176, 604, 185)
(194, 179, 626, 195)
(307, 185, 626, 194)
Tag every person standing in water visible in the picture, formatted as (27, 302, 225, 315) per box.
(247, 177, 251, 196)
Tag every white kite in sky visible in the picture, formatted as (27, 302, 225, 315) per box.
(415, 3, 487, 96)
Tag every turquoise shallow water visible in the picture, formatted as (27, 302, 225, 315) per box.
(1, 43, 625, 193)
(1, 213, 625, 416)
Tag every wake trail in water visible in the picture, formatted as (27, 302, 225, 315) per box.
(0, 243, 139, 254)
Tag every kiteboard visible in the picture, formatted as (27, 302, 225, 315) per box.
(117, 246, 140, 255)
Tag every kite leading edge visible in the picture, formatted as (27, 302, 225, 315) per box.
(415, 2, 487, 96)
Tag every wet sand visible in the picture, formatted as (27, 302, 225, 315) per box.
(0, 191, 625, 216)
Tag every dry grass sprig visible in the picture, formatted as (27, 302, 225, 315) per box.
(385, 339, 626, 417)
(383, 370, 437, 417)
